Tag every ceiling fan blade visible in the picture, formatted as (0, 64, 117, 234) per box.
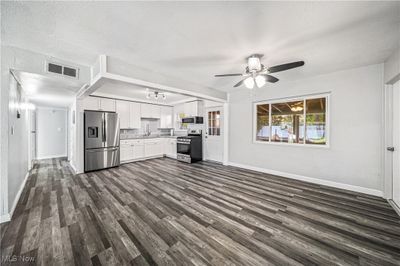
(233, 78, 246, 87)
(214, 73, 243, 77)
(267, 61, 304, 73)
(261, 74, 279, 83)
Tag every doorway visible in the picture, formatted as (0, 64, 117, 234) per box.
(391, 80, 400, 208)
(204, 107, 223, 162)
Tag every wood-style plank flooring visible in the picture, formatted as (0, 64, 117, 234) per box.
(1, 157, 400, 265)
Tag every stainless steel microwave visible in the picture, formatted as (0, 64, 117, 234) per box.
(182, 116, 203, 124)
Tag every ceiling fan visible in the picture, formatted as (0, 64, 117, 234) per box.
(214, 54, 304, 89)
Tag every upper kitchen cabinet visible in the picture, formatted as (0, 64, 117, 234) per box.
(116, 100, 130, 128)
(129, 102, 141, 128)
(184, 100, 204, 117)
(116, 100, 141, 129)
(81, 96, 115, 112)
(99, 98, 116, 112)
(141, 103, 160, 119)
(81, 96, 100, 110)
(160, 106, 173, 128)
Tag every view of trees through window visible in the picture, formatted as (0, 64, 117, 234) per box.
(208, 110, 221, 136)
(255, 96, 327, 145)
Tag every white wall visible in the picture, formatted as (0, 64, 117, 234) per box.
(228, 64, 384, 195)
(5, 76, 30, 221)
(36, 107, 68, 159)
(384, 45, 400, 84)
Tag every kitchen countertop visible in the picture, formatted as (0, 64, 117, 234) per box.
(120, 135, 179, 140)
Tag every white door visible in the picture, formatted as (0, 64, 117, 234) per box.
(204, 107, 223, 162)
(29, 110, 36, 168)
(392, 80, 400, 208)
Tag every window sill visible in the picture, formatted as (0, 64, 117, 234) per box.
(253, 140, 330, 149)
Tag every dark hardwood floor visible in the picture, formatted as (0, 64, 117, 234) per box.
(1, 157, 400, 265)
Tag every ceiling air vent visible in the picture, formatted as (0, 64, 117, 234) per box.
(46, 61, 79, 79)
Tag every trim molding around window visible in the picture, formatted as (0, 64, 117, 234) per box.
(253, 93, 330, 148)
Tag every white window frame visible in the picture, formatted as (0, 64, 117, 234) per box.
(253, 93, 330, 148)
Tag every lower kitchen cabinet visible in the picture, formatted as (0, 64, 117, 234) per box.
(120, 143, 133, 161)
(121, 138, 170, 163)
(120, 139, 145, 162)
(164, 138, 177, 158)
(132, 142, 145, 159)
(144, 139, 164, 157)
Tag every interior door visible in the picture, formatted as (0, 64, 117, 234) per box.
(204, 107, 223, 162)
(392, 80, 400, 208)
(29, 110, 36, 168)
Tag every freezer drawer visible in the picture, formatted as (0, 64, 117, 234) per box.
(84, 147, 120, 172)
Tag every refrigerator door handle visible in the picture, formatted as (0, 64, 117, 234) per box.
(102, 115, 106, 143)
(86, 147, 118, 152)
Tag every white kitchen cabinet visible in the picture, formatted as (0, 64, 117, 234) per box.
(184, 100, 204, 117)
(144, 139, 163, 157)
(132, 141, 145, 159)
(99, 98, 116, 112)
(140, 103, 151, 118)
(141, 103, 161, 119)
(164, 138, 177, 158)
(120, 144, 134, 161)
(120, 140, 134, 161)
(116, 101, 141, 129)
(116, 100, 130, 129)
(160, 106, 173, 128)
(81, 96, 116, 112)
(120, 139, 145, 162)
(81, 96, 100, 110)
(129, 102, 141, 128)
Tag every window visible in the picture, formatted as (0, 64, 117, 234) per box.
(254, 95, 328, 146)
(256, 104, 270, 141)
(208, 111, 220, 136)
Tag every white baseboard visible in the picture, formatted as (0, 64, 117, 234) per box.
(36, 154, 67, 160)
(9, 172, 30, 218)
(121, 155, 164, 165)
(69, 162, 77, 174)
(0, 213, 10, 224)
(1, 171, 30, 224)
(388, 200, 400, 216)
(227, 161, 383, 197)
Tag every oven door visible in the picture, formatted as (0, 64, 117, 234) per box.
(177, 141, 191, 155)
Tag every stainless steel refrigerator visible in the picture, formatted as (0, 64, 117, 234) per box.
(84, 110, 120, 172)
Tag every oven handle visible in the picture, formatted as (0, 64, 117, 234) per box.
(177, 141, 190, 144)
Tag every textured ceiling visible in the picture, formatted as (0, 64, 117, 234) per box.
(2, 1, 400, 93)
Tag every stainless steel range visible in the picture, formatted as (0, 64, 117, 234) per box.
(177, 129, 202, 163)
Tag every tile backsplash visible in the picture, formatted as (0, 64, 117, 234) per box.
(120, 118, 181, 139)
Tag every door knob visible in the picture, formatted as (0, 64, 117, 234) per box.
(387, 147, 395, 152)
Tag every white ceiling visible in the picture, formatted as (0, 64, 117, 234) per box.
(12, 70, 83, 108)
(2, 1, 400, 93)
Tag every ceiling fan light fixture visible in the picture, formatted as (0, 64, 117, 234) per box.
(248, 56, 261, 71)
(244, 77, 255, 89)
(255, 75, 266, 88)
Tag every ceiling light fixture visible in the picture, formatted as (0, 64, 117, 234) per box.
(255, 75, 266, 88)
(146, 90, 167, 100)
(244, 77, 255, 89)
